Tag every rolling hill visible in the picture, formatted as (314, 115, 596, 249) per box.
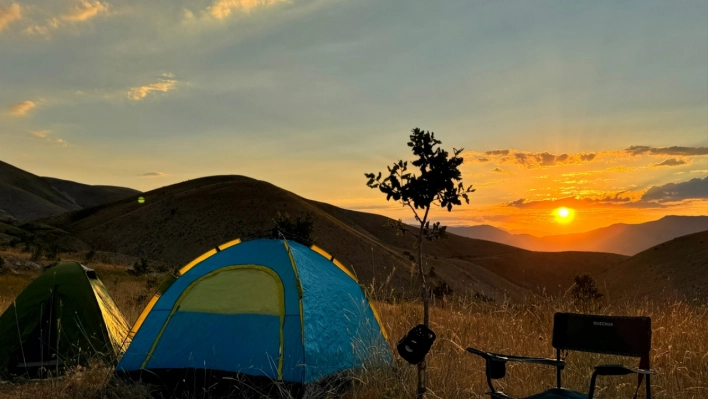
(449, 215, 708, 255)
(0, 160, 140, 222)
(598, 230, 708, 303)
(42, 175, 628, 301)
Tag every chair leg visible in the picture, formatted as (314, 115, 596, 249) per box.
(556, 349, 561, 389)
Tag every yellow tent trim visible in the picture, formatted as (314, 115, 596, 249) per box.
(129, 294, 160, 339)
(219, 238, 242, 251)
(367, 300, 388, 340)
(310, 245, 358, 282)
(176, 238, 242, 277)
(140, 265, 286, 380)
(177, 249, 217, 277)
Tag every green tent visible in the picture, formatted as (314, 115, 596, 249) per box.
(0, 262, 130, 379)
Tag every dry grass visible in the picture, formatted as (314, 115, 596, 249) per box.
(0, 248, 706, 398)
(348, 297, 708, 399)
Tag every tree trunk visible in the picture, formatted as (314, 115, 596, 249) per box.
(416, 222, 429, 399)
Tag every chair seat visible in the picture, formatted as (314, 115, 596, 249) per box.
(491, 388, 592, 399)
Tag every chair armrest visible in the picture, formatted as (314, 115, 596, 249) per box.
(466, 347, 565, 368)
(594, 364, 656, 376)
(466, 347, 565, 394)
(588, 364, 657, 398)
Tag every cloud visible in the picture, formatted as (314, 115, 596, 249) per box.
(27, 130, 68, 147)
(128, 77, 177, 100)
(28, 130, 50, 138)
(650, 158, 688, 168)
(140, 172, 165, 177)
(498, 151, 597, 168)
(8, 100, 36, 116)
(0, 3, 21, 32)
(23, 24, 50, 37)
(505, 193, 649, 210)
(507, 198, 527, 207)
(640, 177, 708, 203)
(209, 0, 288, 19)
(508, 177, 708, 209)
(485, 149, 510, 156)
(491, 167, 511, 174)
(476, 157, 490, 163)
(20, 1, 110, 38)
(626, 146, 708, 156)
(60, 1, 109, 22)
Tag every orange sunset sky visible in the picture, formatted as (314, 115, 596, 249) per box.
(1, 1, 707, 235)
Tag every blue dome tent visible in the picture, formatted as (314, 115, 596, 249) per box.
(117, 238, 391, 390)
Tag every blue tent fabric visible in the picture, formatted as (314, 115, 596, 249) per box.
(117, 239, 391, 384)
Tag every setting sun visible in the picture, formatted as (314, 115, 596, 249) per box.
(553, 207, 575, 224)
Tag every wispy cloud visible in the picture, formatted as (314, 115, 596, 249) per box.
(208, 0, 288, 19)
(60, 1, 109, 23)
(626, 146, 708, 156)
(128, 75, 177, 100)
(0, 3, 21, 32)
(23, 24, 50, 37)
(27, 130, 68, 147)
(505, 176, 708, 209)
(467, 149, 600, 169)
(506, 192, 634, 209)
(500, 151, 597, 168)
(650, 158, 689, 168)
(28, 130, 50, 138)
(491, 167, 511, 174)
(139, 172, 165, 177)
(19, 1, 110, 39)
(8, 100, 36, 116)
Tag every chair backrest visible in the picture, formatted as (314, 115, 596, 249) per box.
(552, 313, 651, 358)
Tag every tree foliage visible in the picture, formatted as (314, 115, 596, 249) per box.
(366, 128, 473, 242)
(571, 274, 604, 302)
(365, 127, 474, 398)
(270, 211, 316, 247)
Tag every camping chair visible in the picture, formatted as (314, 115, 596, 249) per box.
(466, 312, 656, 399)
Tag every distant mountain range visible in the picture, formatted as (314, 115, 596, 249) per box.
(0, 160, 140, 222)
(448, 216, 708, 255)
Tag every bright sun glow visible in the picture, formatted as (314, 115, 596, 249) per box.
(553, 207, 575, 224)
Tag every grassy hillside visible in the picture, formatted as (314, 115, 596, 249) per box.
(42, 175, 627, 300)
(598, 230, 708, 303)
(0, 161, 79, 221)
(43, 177, 140, 209)
(0, 161, 139, 222)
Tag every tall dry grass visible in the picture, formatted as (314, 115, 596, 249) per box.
(347, 296, 708, 399)
(0, 248, 706, 398)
